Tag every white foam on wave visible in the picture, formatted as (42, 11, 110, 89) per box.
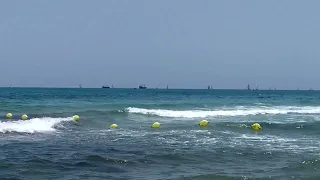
(126, 106, 320, 118)
(0, 117, 73, 133)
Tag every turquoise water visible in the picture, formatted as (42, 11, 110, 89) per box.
(1, 88, 320, 179)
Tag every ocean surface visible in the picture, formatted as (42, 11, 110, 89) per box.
(1, 88, 320, 180)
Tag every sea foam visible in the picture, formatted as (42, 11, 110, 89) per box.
(0, 117, 73, 133)
(126, 106, 320, 118)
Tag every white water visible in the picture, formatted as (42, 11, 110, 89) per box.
(127, 106, 320, 118)
(0, 117, 73, 133)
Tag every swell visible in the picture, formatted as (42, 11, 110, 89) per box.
(0, 154, 133, 178)
(70, 154, 135, 171)
(278, 158, 320, 179)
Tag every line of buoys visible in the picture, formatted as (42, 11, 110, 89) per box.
(4, 113, 28, 120)
(4, 113, 262, 131)
(4, 114, 81, 122)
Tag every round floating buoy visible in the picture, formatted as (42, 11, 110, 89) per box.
(152, 122, 160, 128)
(22, 114, 28, 120)
(251, 123, 262, 131)
(110, 124, 118, 129)
(199, 120, 209, 127)
(6, 113, 12, 119)
(73, 115, 80, 121)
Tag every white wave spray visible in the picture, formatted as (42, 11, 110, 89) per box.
(126, 106, 320, 118)
(0, 117, 73, 133)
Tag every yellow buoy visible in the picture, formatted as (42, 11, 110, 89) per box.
(110, 124, 118, 129)
(73, 115, 80, 121)
(251, 123, 262, 131)
(152, 122, 160, 128)
(199, 120, 209, 127)
(22, 114, 28, 120)
(6, 113, 13, 119)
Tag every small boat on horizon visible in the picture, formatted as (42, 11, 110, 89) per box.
(102, 85, 110, 88)
(139, 85, 147, 89)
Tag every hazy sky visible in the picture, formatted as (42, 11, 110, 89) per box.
(0, 0, 319, 89)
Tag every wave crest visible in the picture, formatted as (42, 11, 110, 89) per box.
(0, 117, 73, 133)
(126, 106, 320, 118)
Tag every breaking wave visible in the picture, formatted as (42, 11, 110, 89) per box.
(0, 117, 73, 133)
(126, 106, 320, 118)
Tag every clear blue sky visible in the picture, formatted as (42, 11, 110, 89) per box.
(0, 0, 319, 89)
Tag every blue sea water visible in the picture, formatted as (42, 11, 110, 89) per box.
(1, 88, 320, 179)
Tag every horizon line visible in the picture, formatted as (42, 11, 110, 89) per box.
(0, 86, 316, 91)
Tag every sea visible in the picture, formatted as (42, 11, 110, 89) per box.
(1, 88, 320, 180)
